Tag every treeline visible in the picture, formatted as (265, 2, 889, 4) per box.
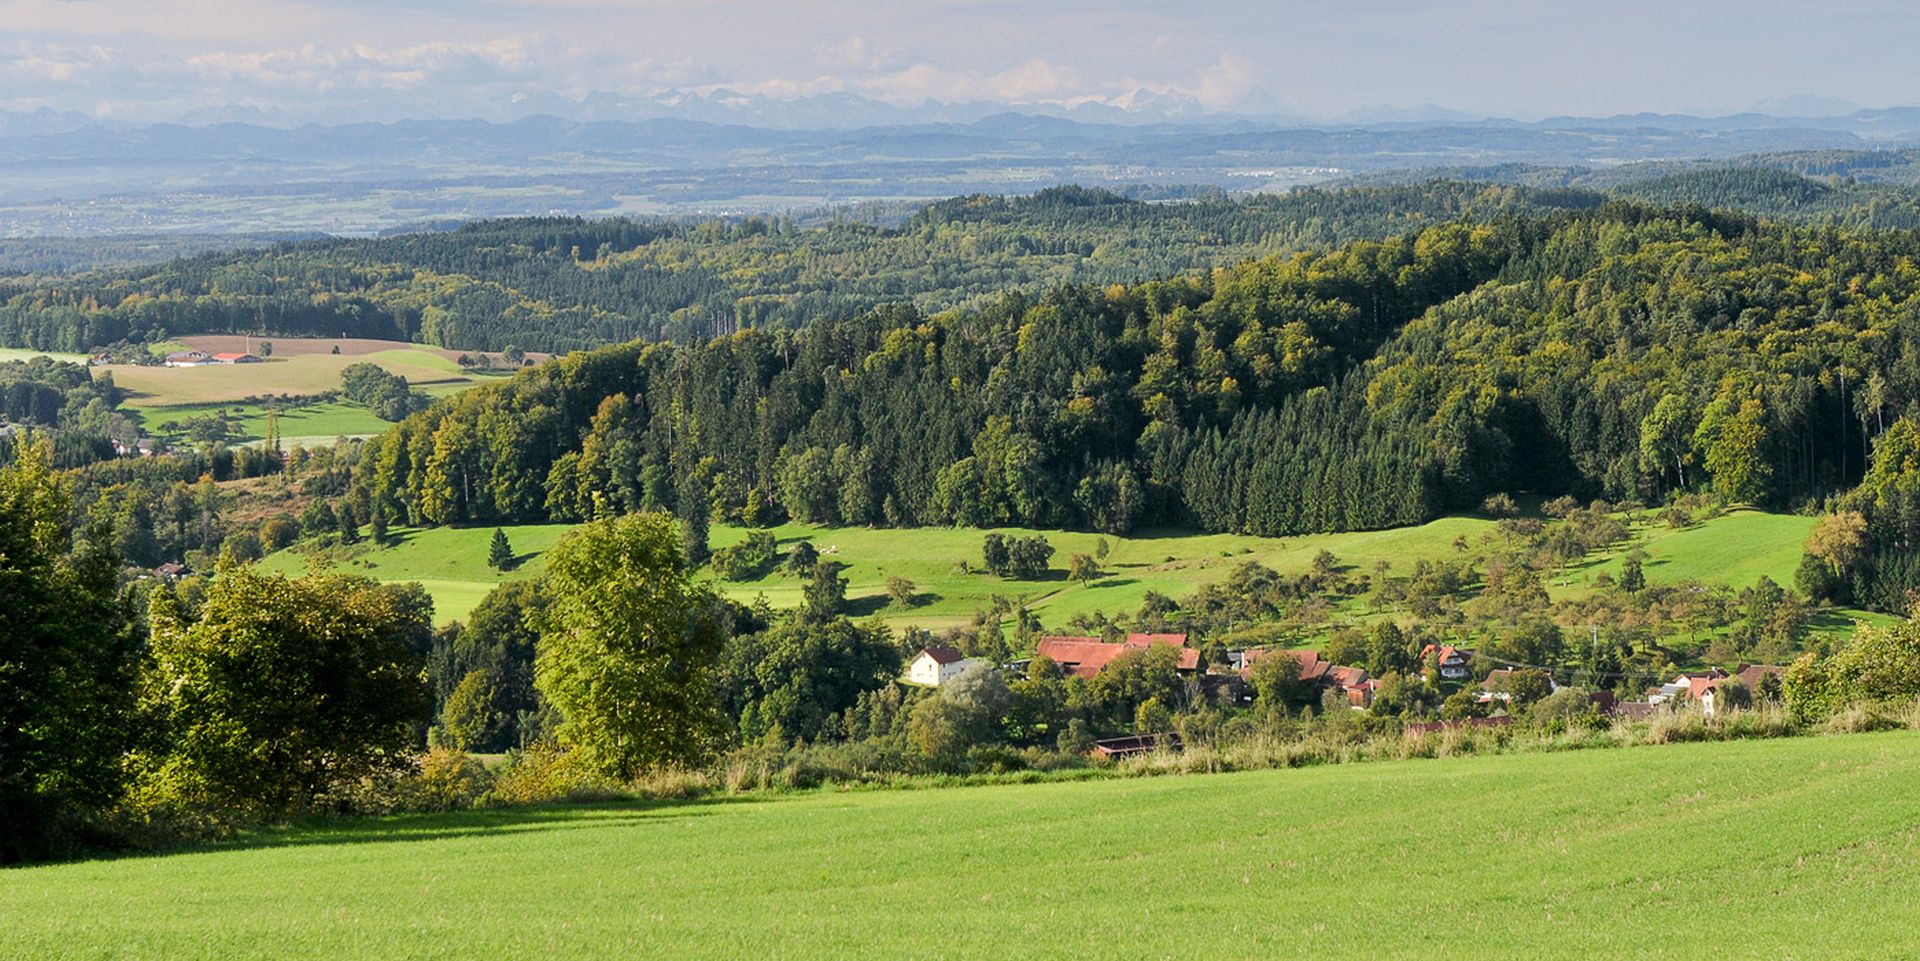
(1610, 168, 1920, 232)
(0, 357, 135, 467)
(0, 182, 1599, 353)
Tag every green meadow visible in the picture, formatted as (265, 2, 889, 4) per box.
(260, 516, 1504, 627)
(256, 523, 578, 623)
(258, 508, 1861, 633)
(131, 399, 394, 448)
(0, 347, 90, 364)
(4, 731, 1918, 960)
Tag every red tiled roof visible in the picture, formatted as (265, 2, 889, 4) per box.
(1734, 664, 1785, 689)
(1035, 635, 1199, 679)
(1419, 643, 1472, 664)
(919, 645, 967, 665)
(1242, 648, 1329, 680)
(1125, 632, 1189, 647)
(209, 352, 252, 361)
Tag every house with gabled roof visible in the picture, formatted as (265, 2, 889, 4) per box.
(906, 646, 981, 687)
(1419, 643, 1474, 682)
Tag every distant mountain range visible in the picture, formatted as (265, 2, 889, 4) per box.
(6, 102, 1920, 237)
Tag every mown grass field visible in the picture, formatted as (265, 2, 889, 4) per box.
(1554, 509, 1814, 595)
(260, 517, 1499, 627)
(101, 335, 522, 446)
(137, 399, 395, 447)
(107, 350, 470, 408)
(4, 732, 1918, 960)
(258, 508, 1871, 634)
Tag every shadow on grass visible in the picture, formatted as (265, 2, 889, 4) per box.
(207, 795, 767, 857)
(1807, 607, 1870, 635)
(845, 593, 892, 617)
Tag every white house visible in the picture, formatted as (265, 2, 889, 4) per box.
(906, 646, 981, 687)
(1419, 643, 1474, 682)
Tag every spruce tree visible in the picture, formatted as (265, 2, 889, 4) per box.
(336, 503, 360, 545)
(488, 527, 514, 571)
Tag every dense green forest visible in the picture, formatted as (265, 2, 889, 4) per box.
(0, 182, 1605, 352)
(10, 171, 1920, 358)
(335, 202, 1920, 612)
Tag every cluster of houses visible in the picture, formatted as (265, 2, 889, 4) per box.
(162, 350, 264, 368)
(905, 632, 1787, 733)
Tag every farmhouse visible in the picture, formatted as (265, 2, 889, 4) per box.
(1650, 668, 1729, 705)
(1418, 643, 1474, 682)
(1241, 648, 1376, 707)
(906, 646, 981, 686)
(162, 350, 217, 367)
(1734, 663, 1786, 693)
(1035, 633, 1199, 679)
(209, 352, 263, 364)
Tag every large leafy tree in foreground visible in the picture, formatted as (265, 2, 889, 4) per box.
(0, 440, 136, 862)
(535, 513, 727, 779)
(143, 570, 431, 813)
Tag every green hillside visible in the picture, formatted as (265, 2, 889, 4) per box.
(262, 516, 1502, 627)
(4, 732, 1917, 960)
(259, 508, 1838, 630)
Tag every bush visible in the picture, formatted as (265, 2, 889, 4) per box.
(712, 530, 778, 580)
(486, 748, 622, 806)
(1479, 492, 1518, 518)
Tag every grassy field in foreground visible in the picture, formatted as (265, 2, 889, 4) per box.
(257, 508, 1870, 633)
(4, 732, 1918, 960)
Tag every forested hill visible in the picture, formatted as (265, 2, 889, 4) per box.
(352, 203, 1920, 611)
(0, 182, 1603, 353)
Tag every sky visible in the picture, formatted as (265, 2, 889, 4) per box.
(2, 0, 1917, 123)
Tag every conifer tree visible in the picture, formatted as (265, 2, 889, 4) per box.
(488, 527, 514, 571)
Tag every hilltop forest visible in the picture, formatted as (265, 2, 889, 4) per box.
(329, 201, 1920, 613)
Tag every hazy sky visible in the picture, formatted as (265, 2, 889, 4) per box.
(3, 0, 1916, 122)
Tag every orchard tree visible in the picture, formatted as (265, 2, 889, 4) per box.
(785, 540, 819, 577)
(535, 513, 726, 778)
(1068, 552, 1100, 584)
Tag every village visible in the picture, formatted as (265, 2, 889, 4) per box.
(904, 634, 1789, 757)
